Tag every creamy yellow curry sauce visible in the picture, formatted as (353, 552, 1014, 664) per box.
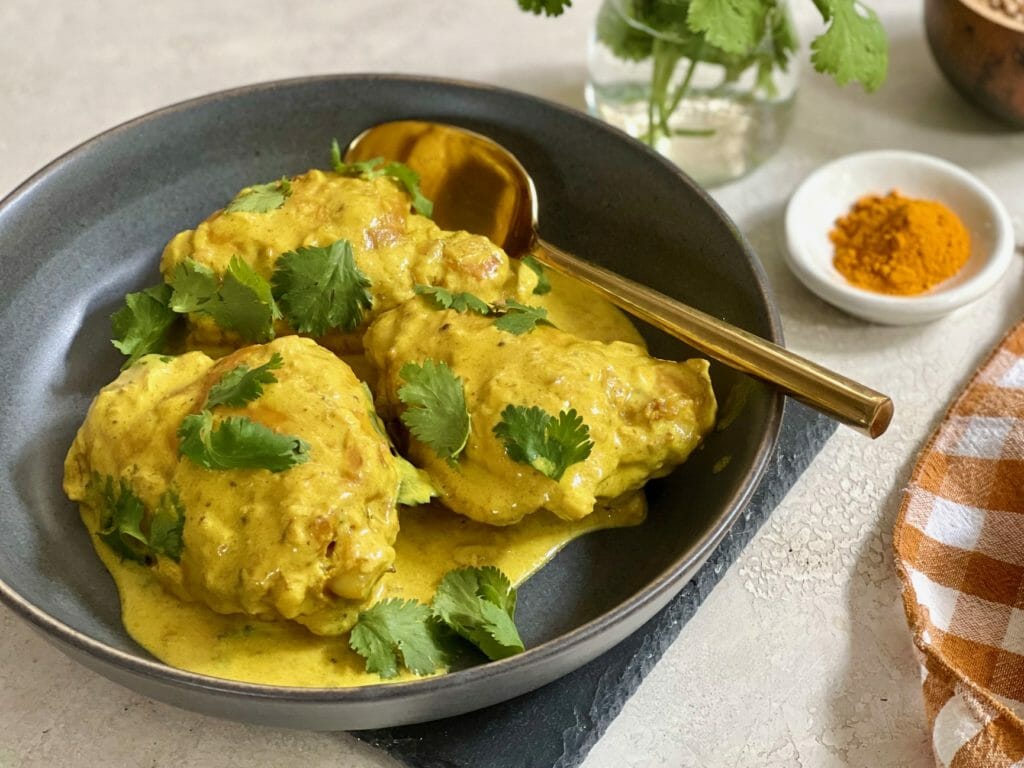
(91, 495, 645, 686)
(64, 168, 716, 687)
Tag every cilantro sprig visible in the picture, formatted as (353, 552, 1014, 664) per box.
(395, 455, 438, 506)
(225, 177, 292, 214)
(521, 255, 551, 295)
(517, 0, 572, 15)
(492, 300, 552, 336)
(349, 599, 452, 679)
(178, 355, 309, 473)
(525, 0, 886, 149)
(810, 0, 888, 91)
(93, 474, 185, 563)
(205, 353, 283, 409)
(493, 405, 593, 481)
(178, 411, 310, 473)
(362, 383, 438, 506)
(349, 566, 525, 679)
(414, 284, 491, 315)
(169, 257, 280, 343)
(414, 285, 552, 336)
(117, 235, 375, 365)
(271, 239, 373, 335)
(111, 284, 178, 368)
(397, 360, 470, 464)
(536, 0, 886, 92)
(330, 139, 434, 217)
(432, 567, 524, 660)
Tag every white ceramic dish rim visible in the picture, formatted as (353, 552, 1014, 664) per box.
(784, 149, 1014, 323)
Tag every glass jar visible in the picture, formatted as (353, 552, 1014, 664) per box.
(585, 0, 800, 186)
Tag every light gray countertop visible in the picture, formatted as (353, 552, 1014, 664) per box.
(2, 1, 1021, 765)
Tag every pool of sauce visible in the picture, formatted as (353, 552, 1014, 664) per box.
(93, 495, 644, 686)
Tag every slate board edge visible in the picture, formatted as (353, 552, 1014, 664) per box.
(359, 400, 836, 768)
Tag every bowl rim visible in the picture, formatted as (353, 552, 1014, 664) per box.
(0, 73, 784, 706)
(783, 149, 1015, 324)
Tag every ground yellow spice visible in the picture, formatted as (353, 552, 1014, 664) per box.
(830, 190, 971, 295)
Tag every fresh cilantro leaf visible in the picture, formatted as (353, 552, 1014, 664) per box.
(330, 143, 383, 178)
(170, 256, 279, 343)
(397, 360, 470, 464)
(521, 255, 551, 295)
(96, 476, 149, 563)
(396, 455, 438, 506)
(493, 405, 550, 470)
(414, 284, 491, 315)
(810, 0, 888, 92)
(169, 259, 219, 313)
(333, 156, 387, 180)
(205, 257, 280, 343)
(493, 300, 552, 335)
(770, 4, 799, 70)
(148, 490, 185, 560)
(271, 239, 373, 336)
(381, 162, 433, 218)
(178, 411, 310, 472)
(111, 283, 177, 368)
(432, 567, 524, 661)
(330, 140, 386, 178)
(225, 177, 293, 214)
(348, 566, 525, 678)
(493, 405, 593, 481)
(205, 353, 283, 410)
(93, 475, 185, 563)
(329, 140, 434, 217)
(595, 0, 654, 61)
(546, 408, 595, 473)
(359, 381, 439, 505)
(687, 0, 769, 56)
(517, 0, 572, 16)
(752, 4, 800, 97)
(349, 598, 449, 678)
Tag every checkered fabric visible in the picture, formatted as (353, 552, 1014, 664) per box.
(896, 321, 1024, 767)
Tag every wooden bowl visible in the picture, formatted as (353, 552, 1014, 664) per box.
(925, 0, 1024, 126)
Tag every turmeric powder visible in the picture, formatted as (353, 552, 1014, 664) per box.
(830, 190, 970, 295)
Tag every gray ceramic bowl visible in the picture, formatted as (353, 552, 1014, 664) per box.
(0, 75, 782, 730)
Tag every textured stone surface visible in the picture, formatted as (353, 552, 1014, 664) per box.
(1, 0, 1023, 766)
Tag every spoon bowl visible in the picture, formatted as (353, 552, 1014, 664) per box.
(346, 120, 894, 437)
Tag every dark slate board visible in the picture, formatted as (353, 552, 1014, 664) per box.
(357, 401, 836, 768)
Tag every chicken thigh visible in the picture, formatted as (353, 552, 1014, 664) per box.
(64, 335, 400, 635)
(364, 298, 716, 526)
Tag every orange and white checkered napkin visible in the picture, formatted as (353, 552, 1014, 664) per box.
(896, 321, 1024, 766)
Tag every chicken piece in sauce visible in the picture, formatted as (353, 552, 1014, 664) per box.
(64, 335, 400, 635)
(364, 297, 717, 526)
(160, 170, 516, 356)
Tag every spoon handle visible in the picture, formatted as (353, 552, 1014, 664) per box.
(532, 239, 893, 438)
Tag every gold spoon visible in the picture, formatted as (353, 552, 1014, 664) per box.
(345, 121, 893, 438)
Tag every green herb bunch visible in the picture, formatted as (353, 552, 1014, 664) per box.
(519, 0, 887, 144)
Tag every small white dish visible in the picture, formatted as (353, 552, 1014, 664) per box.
(784, 150, 1015, 325)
